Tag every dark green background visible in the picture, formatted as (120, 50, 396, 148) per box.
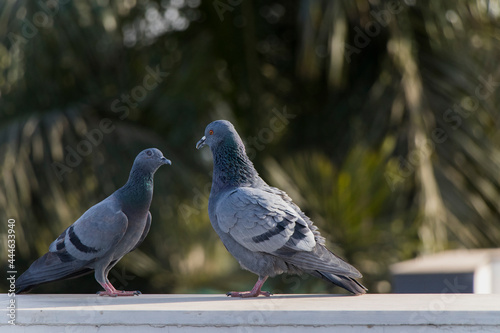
(1, 0, 499, 294)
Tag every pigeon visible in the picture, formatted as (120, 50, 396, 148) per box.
(196, 120, 367, 297)
(16, 148, 171, 296)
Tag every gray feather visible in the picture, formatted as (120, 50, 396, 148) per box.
(16, 252, 93, 293)
(216, 187, 316, 253)
(128, 211, 152, 254)
(48, 197, 128, 262)
(17, 148, 170, 294)
(198, 120, 366, 294)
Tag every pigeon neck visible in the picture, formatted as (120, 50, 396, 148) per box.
(118, 166, 154, 210)
(211, 141, 258, 192)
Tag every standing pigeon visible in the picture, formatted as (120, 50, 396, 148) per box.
(16, 148, 171, 296)
(196, 120, 366, 297)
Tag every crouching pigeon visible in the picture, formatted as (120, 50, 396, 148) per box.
(196, 120, 367, 297)
(16, 148, 171, 296)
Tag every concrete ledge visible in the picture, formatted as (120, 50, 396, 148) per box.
(2, 294, 500, 332)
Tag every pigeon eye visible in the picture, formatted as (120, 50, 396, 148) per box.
(146, 150, 152, 156)
(209, 130, 214, 135)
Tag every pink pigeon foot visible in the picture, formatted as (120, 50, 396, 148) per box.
(97, 282, 141, 297)
(227, 290, 272, 297)
(97, 290, 142, 297)
(227, 277, 271, 298)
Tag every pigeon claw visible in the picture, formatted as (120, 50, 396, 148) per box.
(226, 290, 272, 298)
(97, 291, 117, 297)
(97, 290, 142, 297)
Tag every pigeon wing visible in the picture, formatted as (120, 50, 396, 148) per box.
(16, 196, 128, 293)
(217, 187, 362, 278)
(216, 187, 317, 254)
(49, 195, 128, 262)
(259, 185, 361, 277)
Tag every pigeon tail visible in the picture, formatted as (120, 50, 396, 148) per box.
(275, 243, 363, 278)
(311, 270, 367, 295)
(16, 252, 92, 294)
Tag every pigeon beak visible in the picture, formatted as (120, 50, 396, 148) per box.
(196, 136, 206, 149)
(161, 157, 172, 165)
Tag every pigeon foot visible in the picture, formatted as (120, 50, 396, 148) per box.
(97, 282, 141, 296)
(226, 290, 272, 297)
(226, 276, 270, 298)
(97, 290, 141, 297)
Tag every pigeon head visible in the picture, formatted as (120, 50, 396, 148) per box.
(133, 148, 171, 174)
(119, 148, 170, 206)
(196, 120, 241, 150)
(196, 120, 258, 190)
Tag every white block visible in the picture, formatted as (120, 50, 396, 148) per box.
(1, 294, 500, 332)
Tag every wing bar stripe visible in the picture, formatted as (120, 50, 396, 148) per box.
(68, 226, 99, 253)
(252, 222, 287, 243)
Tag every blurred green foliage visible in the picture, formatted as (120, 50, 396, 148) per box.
(1, 0, 500, 294)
